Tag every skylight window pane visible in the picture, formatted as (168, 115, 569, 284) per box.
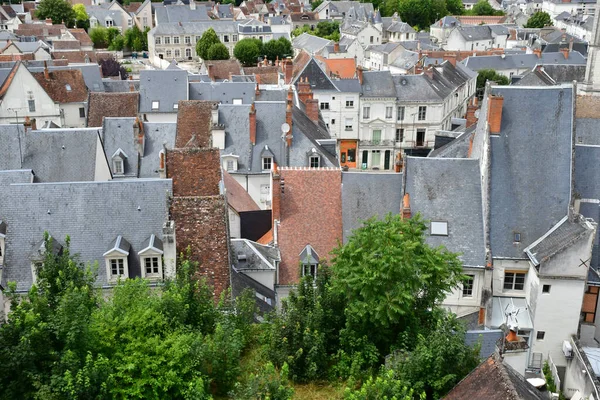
(430, 221, 448, 236)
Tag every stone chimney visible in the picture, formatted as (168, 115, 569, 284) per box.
(285, 58, 293, 84)
(43, 61, 49, 79)
(297, 77, 313, 104)
(401, 193, 411, 219)
(249, 103, 257, 145)
(487, 94, 504, 134)
(533, 48, 542, 58)
(162, 220, 177, 279)
(272, 171, 281, 227)
(31, 118, 37, 131)
(357, 66, 363, 84)
(443, 53, 457, 67)
(305, 98, 319, 123)
(207, 64, 215, 81)
(561, 47, 569, 59)
(334, 42, 340, 52)
(465, 97, 479, 128)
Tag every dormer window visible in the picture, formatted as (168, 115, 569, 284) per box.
(103, 235, 130, 282)
(112, 148, 128, 175)
(263, 157, 272, 171)
(299, 245, 319, 281)
(138, 234, 164, 280)
(30, 236, 63, 284)
(430, 221, 448, 236)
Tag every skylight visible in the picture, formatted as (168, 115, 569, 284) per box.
(430, 221, 448, 236)
(65, 84, 72, 91)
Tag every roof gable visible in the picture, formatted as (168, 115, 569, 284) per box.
(293, 57, 338, 91)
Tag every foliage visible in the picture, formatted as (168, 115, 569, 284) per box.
(231, 362, 295, 400)
(525, 11, 553, 28)
(311, 0, 324, 10)
(73, 4, 89, 30)
(330, 214, 464, 356)
(99, 58, 128, 80)
(344, 370, 423, 400)
(263, 37, 293, 62)
(196, 28, 221, 60)
(206, 42, 230, 60)
(89, 27, 121, 49)
(234, 38, 264, 66)
(392, 313, 480, 399)
(108, 34, 125, 51)
(125, 26, 149, 52)
(292, 21, 340, 41)
(397, 0, 449, 31)
(446, 0, 465, 15)
(35, 0, 75, 28)
(476, 68, 510, 97)
(466, 0, 504, 16)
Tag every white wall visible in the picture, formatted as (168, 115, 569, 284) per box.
(229, 206, 241, 238)
(232, 173, 271, 210)
(145, 113, 177, 123)
(442, 268, 485, 318)
(61, 102, 87, 128)
(94, 134, 112, 181)
(244, 269, 276, 290)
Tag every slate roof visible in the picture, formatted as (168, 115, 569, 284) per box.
(242, 66, 279, 84)
(139, 69, 188, 113)
(292, 33, 333, 54)
(101, 118, 139, 178)
(489, 86, 573, 259)
(432, 15, 460, 28)
(139, 122, 177, 178)
(575, 143, 600, 199)
(341, 171, 403, 243)
(454, 25, 493, 41)
(103, 79, 140, 92)
(0, 179, 172, 290)
(189, 81, 256, 104)
(0, 169, 34, 185)
(223, 170, 260, 213)
(150, 20, 236, 35)
(428, 126, 475, 158)
(444, 353, 547, 400)
(293, 57, 337, 91)
(87, 92, 139, 127)
(0, 126, 104, 183)
(332, 77, 361, 92)
(404, 157, 486, 267)
(230, 238, 277, 271)
(32, 69, 87, 103)
(28, 64, 104, 92)
(87, 7, 124, 26)
(362, 70, 396, 98)
(462, 51, 586, 71)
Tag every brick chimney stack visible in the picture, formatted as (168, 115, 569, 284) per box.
(249, 103, 257, 145)
(533, 48, 542, 58)
(286, 102, 293, 132)
(207, 64, 215, 81)
(443, 53, 457, 67)
(305, 98, 319, 123)
(43, 60, 49, 79)
(561, 47, 569, 59)
(465, 97, 479, 128)
(285, 57, 293, 84)
(487, 94, 504, 134)
(297, 77, 313, 104)
(334, 42, 340, 52)
(401, 193, 411, 219)
(357, 66, 363, 84)
(272, 171, 282, 225)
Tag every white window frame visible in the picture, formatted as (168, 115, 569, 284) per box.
(104, 255, 129, 282)
(262, 157, 272, 171)
(462, 275, 474, 297)
(185, 48, 192, 58)
(142, 255, 162, 279)
(31, 261, 43, 284)
(345, 99, 354, 107)
(418, 105, 427, 121)
(174, 49, 181, 58)
(302, 263, 318, 280)
(320, 102, 330, 110)
(164, 36, 171, 44)
(504, 271, 526, 291)
(166, 50, 172, 58)
(28, 99, 35, 112)
(385, 106, 393, 119)
(430, 221, 448, 236)
(113, 157, 124, 174)
(363, 106, 370, 119)
(184, 36, 191, 44)
(173, 36, 180, 44)
(152, 100, 160, 110)
(309, 155, 320, 168)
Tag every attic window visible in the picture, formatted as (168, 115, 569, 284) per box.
(430, 221, 448, 236)
(173, 103, 179, 110)
(262, 157, 272, 171)
(138, 234, 164, 280)
(310, 155, 320, 168)
(152, 101, 160, 110)
(103, 235, 131, 282)
(65, 84, 72, 91)
(113, 158, 124, 174)
(514, 232, 521, 242)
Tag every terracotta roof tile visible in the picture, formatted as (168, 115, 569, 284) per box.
(243, 65, 279, 84)
(321, 57, 356, 79)
(87, 92, 139, 127)
(223, 170, 260, 212)
(257, 229, 273, 245)
(206, 59, 242, 81)
(32, 69, 88, 103)
(69, 28, 93, 47)
(292, 50, 311, 80)
(51, 50, 97, 63)
(53, 40, 80, 50)
(276, 168, 342, 285)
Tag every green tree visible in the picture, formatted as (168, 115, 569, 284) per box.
(263, 37, 293, 62)
(231, 362, 294, 400)
(330, 214, 464, 356)
(196, 27, 221, 60)
(125, 26, 150, 51)
(108, 34, 125, 51)
(469, 0, 502, 16)
(525, 11, 553, 28)
(398, 0, 447, 30)
(89, 27, 108, 48)
(73, 3, 89, 30)
(35, 0, 76, 28)
(344, 369, 423, 400)
(206, 42, 230, 60)
(234, 37, 263, 66)
(446, 0, 465, 15)
(476, 68, 510, 97)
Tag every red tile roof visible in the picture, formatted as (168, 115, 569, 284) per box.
(276, 168, 342, 285)
(206, 59, 242, 81)
(51, 50, 97, 63)
(32, 69, 88, 103)
(320, 57, 356, 79)
(243, 65, 279, 84)
(223, 170, 260, 213)
(87, 92, 139, 127)
(69, 28, 93, 47)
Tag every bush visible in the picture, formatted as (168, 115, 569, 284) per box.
(230, 362, 295, 400)
(206, 42, 230, 60)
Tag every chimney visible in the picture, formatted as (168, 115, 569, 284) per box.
(285, 57, 293, 84)
(159, 149, 166, 179)
(533, 48, 542, 58)
(487, 94, 504, 134)
(45, 18, 52, 25)
(443, 53, 457, 67)
(134, 117, 145, 155)
(467, 133, 474, 158)
(401, 193, 411, 219)
(357, 66, 363, 84)
(43, 61, 49, 79)
(569, 37, 574, 52)
(561, 47, 569, 59)
(272, 172, 281, 226)
(190, 0, 196, 10)
(255, 81, 260, 96)
(129, 82, 135, 92)
(286, 101, 293, 131)
(207, 64, 215, 81)
(334, 41, 340, 52)
(249, 103, 257, 145)
(305, 98, 319, 123)
(465, 97, 479, 128)
(162, 220, 177, 278)
(394, 152, 402, 173)
(24, 116, 31, 132)
(506, 327, 519, 342)
(423, 66, 434, 80)
(31, 118, 37, 131)
(297, 77, 313, 104)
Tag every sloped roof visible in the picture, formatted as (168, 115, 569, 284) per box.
(139, 69, 188, 113)
(154, 4, 211, 22)
(68, 28, 93, 47)
(205, 59, 242, 81)
(32, 69, 88, 103)
(101, 118, 139, 178)
(242, 65, 279, 84)
(223, 170, 260, 213)
(87, 92, 139, 127)
(139, 121, 177, 178)
(293, 57, 337, 91)
(292, 32, 333, 54)
(362, 70, 396, 98)
(321, 58, 356, 79)
(462, 51, 586, 71)
(189, 81, 256, 104)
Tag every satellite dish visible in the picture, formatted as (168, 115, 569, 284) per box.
(281, 123, 290, 133)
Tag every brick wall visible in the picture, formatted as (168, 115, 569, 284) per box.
(175, 100, 213, 148)
(167, 148, 221, 197)
(170, 196, 230, 298)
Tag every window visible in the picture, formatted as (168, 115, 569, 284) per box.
(386, 106, 393, 119)
(310, 155, 320, 168)
(320, 102, 330, 110)
(186, 48, 192, 58)
(536, 331, 545, 340)
(463, 275, 474, 297)
(164, 36, 171, 44)
(144, 257, 160, 275)
(430, 221, 448, 236)
(331, 118, 335, 125)
(185, 36, 191, 44)
(79, 107, 85, 118)
(152, 101, 159, 110)
(65, 84, 72, 91)
(542, 284, 551, 294)
(28, 99, 35, 112)
(143, 17, 148, 26)
(196, 36, 201, 42)
(372, 129, 381, 144)
(398, 106, 404, 121)
(128, 18, 133, 26)
(345, 118, 353, 131)
(166, 50, 172, 57)
(363, 106, 370, 119)
(518, 329, 531, 344)
(370, 36, 374, 43)
(224, 35, 229, 42)
(233, 34, 238, 42)
(113, 158, 124, 174)
(302, 263, 318, 279)
(514, 232, 521, 242)
(347, 148, 356, 162)
(173, 103, 178, 110)
(262, 157, 272, 171)
(418, 106, 427, 121)
(174, 49, 180, 58)
(396, 128, 404, 142)
(416, 129, 425, 147)
(227, 160, 234, 171)
(345, 99, 354, 107)
(110, 258, 124, 276)
(173, 36, 180, 44)
(105, 18, 114, 27)
(504, 272, 526, 291)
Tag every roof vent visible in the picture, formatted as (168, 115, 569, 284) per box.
(237, 254, 247, 261)
(401, 78, 407, 85)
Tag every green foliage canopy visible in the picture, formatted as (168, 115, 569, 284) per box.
(35, 0, 75, 28)
(196, 28, 221, 60)
(206, 42, 230, 60)
(525, 11, 553, 28)
(234, 38, 264, 66)
(476, 68, 510, 97)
